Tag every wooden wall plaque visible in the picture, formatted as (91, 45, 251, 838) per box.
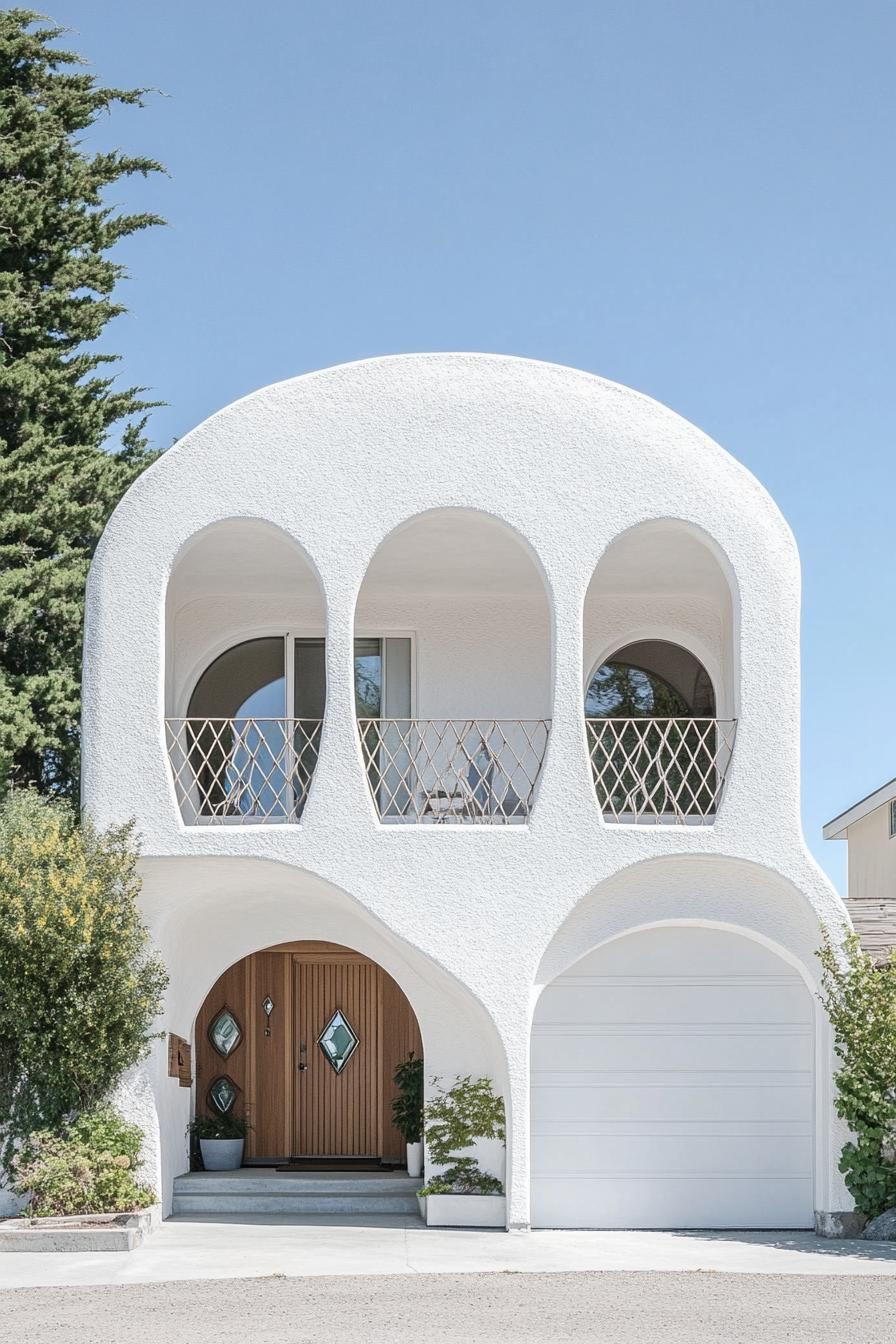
(168, 1033, 192, 1087)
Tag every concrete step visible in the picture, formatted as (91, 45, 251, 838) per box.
(171, 1170, 423, 1217)
(174, 1172, 420, 1195)
(172, 1192, 421, 1215)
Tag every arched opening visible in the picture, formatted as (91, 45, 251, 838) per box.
(583, 523, 737, 824)
(164, 520, 326, 823)
(531, 922, 815, 1229)
(585, 640, 716, 719)
(353, 508, 552, 823)
(192, 940, 422, 1167)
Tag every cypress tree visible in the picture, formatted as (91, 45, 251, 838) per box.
(0, 10, 164, 797)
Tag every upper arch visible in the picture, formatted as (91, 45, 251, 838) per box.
(583, 517, 740, 720)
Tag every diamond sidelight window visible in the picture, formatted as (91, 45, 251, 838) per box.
(208, 1008, 242, 1059)
(208, 1075, 240, 1115)
(318, 1009, 359, 1074)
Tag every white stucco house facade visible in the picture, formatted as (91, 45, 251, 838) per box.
(78, 353, 852, 1231)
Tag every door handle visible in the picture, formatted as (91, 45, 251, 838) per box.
(298, 1039, 307, 1072)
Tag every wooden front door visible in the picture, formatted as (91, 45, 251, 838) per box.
(194, 942, 421, 1163)
(293, 953, 378, 1157)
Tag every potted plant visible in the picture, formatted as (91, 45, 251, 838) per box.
(417, 1075, 506, 1227)
(186, 1114, 249, 1171)
(392, 1052, 424, 1178)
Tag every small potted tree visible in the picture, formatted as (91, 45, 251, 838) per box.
(392, 1053, 424, 1178)
(417, 1075, 506, 1227)
(187, 1114, 249, 1171)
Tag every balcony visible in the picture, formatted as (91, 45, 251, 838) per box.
(357, 718, 551, 824)
(166, 718, 322, 824)
(587, 717, 737, 825)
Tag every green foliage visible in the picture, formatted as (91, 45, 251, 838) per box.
(0, 10, 165, 797)
(186, 1114, 250, 1141)
(12, 1105, 156, 1216)
(392, 1052, 424, 1144)
(817, 927, 896, 1218)
(419, 1161, 504, 1197)
(419, 1075, 506, 1197)
(0, 790, 168, 1174)
(585, 662, 689, 718)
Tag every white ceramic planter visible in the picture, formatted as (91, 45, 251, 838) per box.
(199, 1138, 244, 1171)
(406, 1141, 423, 1179)
(420, 1193, 506, 1228)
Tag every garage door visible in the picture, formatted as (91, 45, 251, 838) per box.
(531, 926, 814, 1228)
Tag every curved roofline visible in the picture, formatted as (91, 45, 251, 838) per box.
(130, 352, 791, 533)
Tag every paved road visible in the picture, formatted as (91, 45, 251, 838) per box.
(3, 1271, 895, 1343)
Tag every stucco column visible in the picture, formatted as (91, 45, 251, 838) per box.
(494, 1006, 533, 1232)
(299, 572, 370, 831)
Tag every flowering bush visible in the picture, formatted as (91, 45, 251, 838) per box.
(12, 1107, 156, 1217)
(818, 927, 896, 1217)
(0, 791, 168, 1175)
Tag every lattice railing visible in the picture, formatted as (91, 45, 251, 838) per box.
(165, 718, 323, 824)
(586, 717, 737, 824)
(357, 719, 551, 824)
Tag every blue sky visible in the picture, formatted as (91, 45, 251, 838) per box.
(54, 2, 895, 889)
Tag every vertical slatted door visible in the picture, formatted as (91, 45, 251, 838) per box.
(293, 957, 380, 1157)
(247, 949, 292, 1160)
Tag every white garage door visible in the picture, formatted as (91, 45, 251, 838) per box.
(531, 926, 814, 1229)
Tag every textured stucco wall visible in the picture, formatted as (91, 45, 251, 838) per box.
(80, 354, 850, 1223)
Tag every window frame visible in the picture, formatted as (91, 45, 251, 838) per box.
(182, 628, 417, 721)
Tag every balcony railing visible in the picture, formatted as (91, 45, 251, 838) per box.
(586, 717, 737, 825)
(165, 714, 731, 828)
(357, 719, 551, 824)
(165, 718, 323, 824)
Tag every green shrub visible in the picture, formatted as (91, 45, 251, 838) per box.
(186, 1114, 250, 1141)
(392, 1052, 424, 1145)
(0, 791, 168, 1175)
(12, 1107, 156, 1217)
(818, 927, 896, 1218)
(418, 1075, 505, 1197)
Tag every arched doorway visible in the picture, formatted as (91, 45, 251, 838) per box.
(195, 941, 422, 1164)
(530, 924, 815, 1229)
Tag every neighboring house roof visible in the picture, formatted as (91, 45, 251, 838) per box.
(823, 776, 896, 840)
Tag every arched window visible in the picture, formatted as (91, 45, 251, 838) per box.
(179, 636, 325, 822)
(585, 640, 715, 720)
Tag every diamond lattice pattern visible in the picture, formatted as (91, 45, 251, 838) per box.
(357, 719, 550, 824)
(587, 717, 737, 824)
(165, 718, 323, 823)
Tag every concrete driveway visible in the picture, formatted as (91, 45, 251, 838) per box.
(1, 1214, 895, 1289)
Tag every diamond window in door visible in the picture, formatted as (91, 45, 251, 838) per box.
(208, 1007, 242, 1059)
(318, 1009, 359, 1074)
(208, 1074, 240, 1115)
